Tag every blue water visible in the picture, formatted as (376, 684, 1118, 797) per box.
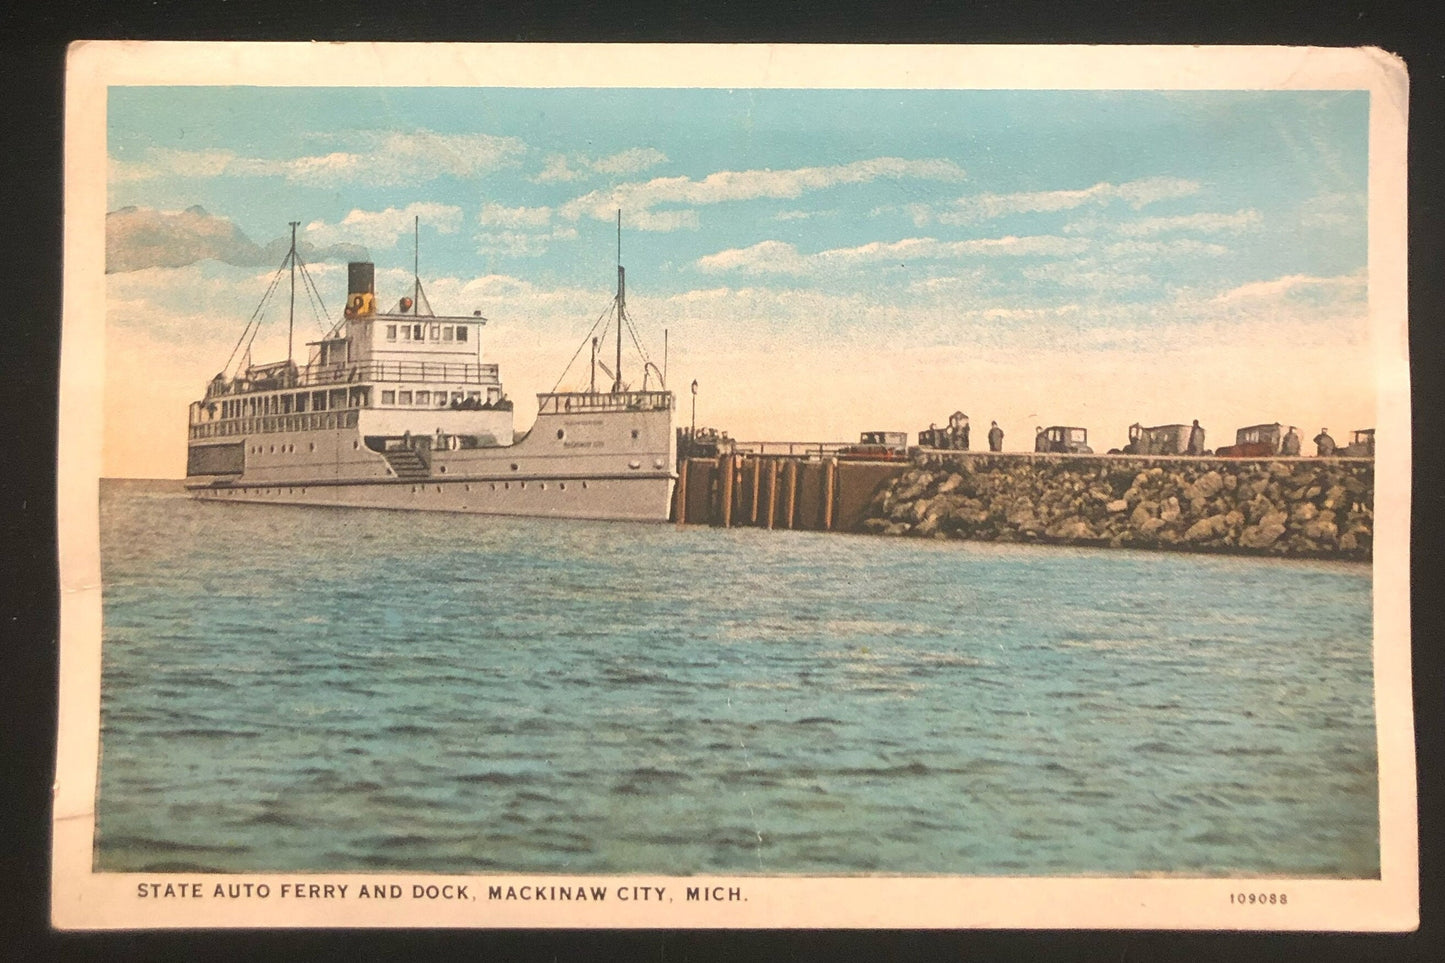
(95, 479, 1378, 877)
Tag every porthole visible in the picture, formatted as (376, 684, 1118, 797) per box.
(540, 482, 546, 490)
(490, 483, 496, 491)
(510, 463, 519, 471)
(465, 484, 471, 492)
(353, 441, 359, 450)
(521, 482, 527, 489)
(504, 482, 509, 490)
(557, 429, 565, 440)
(436, 486, 442, 493)
(582, 481, 589, 489)
(559, 482, 566, 491)
(269, 446, 275, 453)
(631, 429, 640, 439)
(439, 466, 447, 473)
(309, 442, 316, 452)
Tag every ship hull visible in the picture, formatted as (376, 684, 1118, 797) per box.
(187, 471, 675, 522)
(186, 393, 678, 522)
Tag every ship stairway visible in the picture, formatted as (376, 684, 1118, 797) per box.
(381, 448, 431, 480)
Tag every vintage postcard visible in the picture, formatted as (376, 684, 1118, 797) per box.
(54, 42, 1415, 930)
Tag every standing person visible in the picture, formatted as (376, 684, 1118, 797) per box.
(988, 420, 1004, 452)
(1313, 428, 1337, 457)
(1281, 425, 1301, 456)
(1034, 426, 1049, 453)
(959, 415, 970, 451)
(1187, 419, 1205, 455)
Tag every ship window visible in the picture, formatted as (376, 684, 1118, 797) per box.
(415, 390, 431, 405)
(456, 326, 468, 342)
(381, 391, 395, 405)
(386, 324, 397, 342)
(399, 391, 413, 405)
(313, 391, 327, 411)
(413, 324, 424, 341)
(443, 326, 454, 342)
(430, 325, 441, 340)
(436, 395, 447, 408)
(401, 325, 412, 341)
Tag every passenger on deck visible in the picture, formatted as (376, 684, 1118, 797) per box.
(1282, 426, 1301, 456)
(1034, 427, 1048, 453)
(988, 421, 1004, 452)
(1314, 428, 1337, 457)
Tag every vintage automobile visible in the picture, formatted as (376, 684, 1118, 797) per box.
(1034, 426, 1092, 454)
(1342, 428, 1375, 458)
(676, 426, 732, 461)
(1120, 423, 1200, 455)
(838, 430, 910, 461)
(916, 411, 970, 450)
(1215, 423, 1284, 458)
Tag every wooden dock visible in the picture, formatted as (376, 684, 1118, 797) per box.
(672, 454, 906, 532)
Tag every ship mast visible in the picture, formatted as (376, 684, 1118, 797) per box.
(413, 215, 420, 315)
(614, 209, 624, 394)
(287, 220, 298, 365)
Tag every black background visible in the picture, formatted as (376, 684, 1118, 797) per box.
(2, 2, 1441, 959)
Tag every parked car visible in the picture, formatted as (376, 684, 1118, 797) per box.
(1035, 426, 1092, 454)
(1216, 423, 1283, 458)
(1120, 423, 1197, 455)
(838, 430, 909, 461)
(1342, 428, 1375, 458)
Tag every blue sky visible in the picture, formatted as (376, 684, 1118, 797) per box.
(105, 86, 1372, 477)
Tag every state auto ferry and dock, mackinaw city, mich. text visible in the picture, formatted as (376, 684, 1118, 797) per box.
(184, 219, 678, 522)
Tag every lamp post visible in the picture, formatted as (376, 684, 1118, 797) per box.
(690, 379, 698, 442)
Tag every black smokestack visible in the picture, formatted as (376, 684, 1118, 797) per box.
(348, 262, 375, 297)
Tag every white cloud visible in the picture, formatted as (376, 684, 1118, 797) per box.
(477, 226, 580, 258)
(1067, 209, 1262, 237)
(533, 147, 669, 183)
(1101, 239, 1231, 258)
(696, 235, 1087, 275)
(560, 157, 968, 230)
(1212, 272, 1365, 305)
(932, 176, 1201, 225)
(304, 203, 464, 249)
(108, 130, 526, 188)
(479, 203, 554, 229)
(1298, 191, 1367, 230)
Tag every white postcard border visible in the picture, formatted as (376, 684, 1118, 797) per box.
(54, 41, 1416, 931)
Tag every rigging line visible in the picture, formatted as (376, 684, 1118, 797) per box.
(542, 300, 617, 403)
(221, 257, 289, 374)
(620, 307, 653, 369)
(297, 259, 330, 331)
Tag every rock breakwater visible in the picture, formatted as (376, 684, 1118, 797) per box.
(861, 453, 1373, 560)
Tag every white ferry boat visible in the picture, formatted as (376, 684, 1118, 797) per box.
(185, 223, 677, 521)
